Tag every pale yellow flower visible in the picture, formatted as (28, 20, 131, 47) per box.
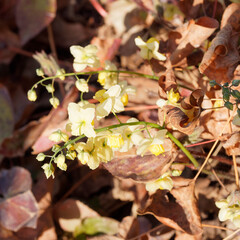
(75, 78, 89, 92)
(42, 163, 55, 179)
(146, 172, 173, 193)
(49, 97, 60, 108)
(98, 61, 118, 89)
(67, 102, 96, 138)
(137, 129, 167, 156)
(135, 36, 166, 61)
(55, 154, 67, 171)
(70, 45, 100, 72)
(94, 85, 124, 120)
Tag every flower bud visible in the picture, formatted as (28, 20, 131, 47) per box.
(27, 89, 37, 102)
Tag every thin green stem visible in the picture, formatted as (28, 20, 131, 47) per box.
(166, 132, 199, 168)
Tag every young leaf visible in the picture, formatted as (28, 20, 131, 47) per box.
(209, 80, 217, 87)
(222, 87, 230, 101)
(232, 79, 240, 87)
(231, 89, 240, 99)
(224, 101, 233, 110)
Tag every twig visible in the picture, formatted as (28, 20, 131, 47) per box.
(223, 228, 240, 240)
(194, 108, 236, 181)
(202, 223, 233, 231)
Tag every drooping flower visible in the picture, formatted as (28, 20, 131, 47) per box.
(70, 45, 100, 72)
(49, 97, 60, 108)
(54, 154, 67, 171)
(42, 163, 55, 179)
(137, 129, 167, 156)
(119, 118, 145, 152)
(94, 85, 125, 120)
(75, 78, 89, 92)
(67, 102, 96, 138)
(49, 130, 69, 143)
(146, 172, 173, 193)
(98, 61, 118, 89)
(216, 191, 240, 228)
(135, 36, 166, 61)
(75, 137, 113, 170)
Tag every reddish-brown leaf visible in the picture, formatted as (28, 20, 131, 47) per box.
(103, 142, 176, 182)
(0, 167, 38, 232)
(164, 89, 204, 135)
(199, 3, 240, 83)
(16, 0, 56, 45)
(170, 17, 218, 65)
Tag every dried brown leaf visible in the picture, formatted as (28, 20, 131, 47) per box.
(0, 167, 38, 232)
(223, 132, 240, 156)
(170, 17, 218, 65)
(199, 3, 240, 83)
(221, 3, 240, 31)
(139, 178, 202, 238)
(104, 141, 175, 182)
(164, 89, 204, 134)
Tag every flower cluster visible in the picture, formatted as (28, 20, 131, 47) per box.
(216, 191, 240, 228)
(31, 41, 168, 182)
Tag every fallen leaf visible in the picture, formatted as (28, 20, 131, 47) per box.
(139, 178, 202, 238)
(16, 0, 56, 45)
(164, 89, 204, 134)
(199, 3, 240, 83)
(0, 167, 38, 232)
(223, 132, 240, 156)
(170, 17, 218, 65)
(103, 140, 175, 182)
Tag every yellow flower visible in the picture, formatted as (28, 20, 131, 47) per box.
(75, 78, 89, 92)
(98, 61, 118, 89)
(42, 163, 55, 179)
(167, 89, 180, 104)
(137, 129, 167, 156)
(55, 154, 67, 171)
(67, 102, 96, 138)
(107, 133, 124, 149)
(49, 97, 60, 108)
(135, 36, 166, 61)
(146, 172, 173, 193)
(70, 45, 100, 72)
(49, 130, 69, 143)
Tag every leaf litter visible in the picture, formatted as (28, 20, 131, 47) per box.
(0, 1, 240, 239)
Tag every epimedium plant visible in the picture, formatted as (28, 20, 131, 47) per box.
(28, 36, 240, 231)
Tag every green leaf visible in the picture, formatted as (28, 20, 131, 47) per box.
(231, 90, 240, 99)
(232, 79, 240, 87)
(222, 87, 231, 101)
(74, 217, 119, 237)
(224, 101, 233, 110)
(223, 82, 229, 87)
(209, 80, 217, 87)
